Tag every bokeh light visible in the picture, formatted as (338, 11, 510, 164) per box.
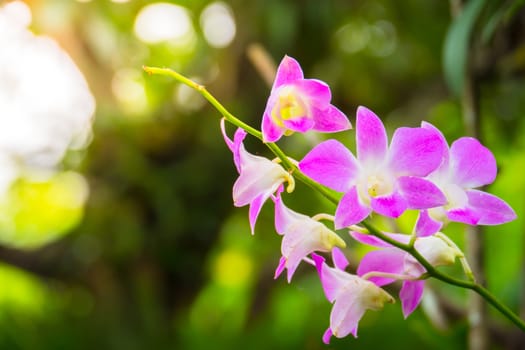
(134, 3, 195, 47)
(200, 2, 236, 48)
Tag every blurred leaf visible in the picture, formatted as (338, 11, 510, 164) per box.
(0, 172, 88, 250)
(443, 0, 486, 96)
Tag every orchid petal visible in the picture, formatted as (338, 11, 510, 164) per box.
(294, 78, 331, 105)
(249, 194, 266, 234)
(312, 253, 347, 302)
(274, 256, 287, 279)
(388, 127, 445, 176)
(261, 111, 284, 143)
(312, 105, 352, 132)
(466, 189, 517, 225)
(332, 247, 349, 271)
(415, 210, 442, 237)
(330, 296, 365, 339)
(220, 119, 247, 173)
(450, 137, 497, 188)
(335, 187, 371, 229)
(421, 121, 449, 170)
(356, 248, 406, 286)
(299, 140, 359, 192)
(273, 55, 304, 88)
(397, 176, 447, 209)
(322, 328, 333, 344)
(232, 157, 285, 206)
(371, 190, 408, 218)
(282, 115, 315, 132)
(356, 106, 388, 166)
(400, 280, 425, 318)
(447, 207, 480, 225)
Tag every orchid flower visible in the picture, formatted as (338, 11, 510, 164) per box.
(272, 189, 346, 282)
(221, 119, 294, 234)
(299, 106, 446, 229)
(261, 55, 351, 143)
(351, 231, 460, 318)
(312, 250, 394, 343)
(415, 122, 517, 236)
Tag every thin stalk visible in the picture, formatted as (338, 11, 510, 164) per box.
(143, 65, 525, 332)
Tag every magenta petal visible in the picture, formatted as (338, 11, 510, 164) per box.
(282, 115, 315, 132)
(332, 247, 349, 271)
(249, 194, 266, 234)
(397, 176, 447, 209)
(312, 104, 352, 132)
(350, 231, 394, 248)
(262, 112, 284, 143)
(447, 207, 480, 225)
(388, 127, 445, 176)
(466, 190, 517, 225)
(356, 106, 388, 166)
(322, 328, 333, 344)
(220, 119, 246, 173)
(274, 256, 287, 279)
(415, 210, 442, 237)
(450, 137, 497, 188)
(273, 55, 304, 88)
(294, 78, 331, 105)
(371, 190, 408, 218)
(356, 248, 406, 286)
(335, 187, 371, 229)
(400, 280, 425, 318)
(299, 140, 359, 192)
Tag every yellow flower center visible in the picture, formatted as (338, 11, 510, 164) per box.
(271, 86, 309, 126)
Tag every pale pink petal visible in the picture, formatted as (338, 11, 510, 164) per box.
(299, 140, 359, 192)
(233, 164, 281, 207)
(356, 106, 388, 166)
(282, 115, 315, 132)
(262, 112, 284, 143)
(274, 256, 287, 279)
(356, 248, 406, 286)
(466, 190, 517, 225)
(249, 194, 266, 234)
(388, 127, 445, 176)
(273, 192, 306, 234)
(322, 328, 333, 344)
(312, 105, 352, 133)
(294, 78, 331, 105)
(335, 187, 371, 229)
(450, 137, 497, 188)
(371, 190, 408, 218)
(220, 119, 247, 172)
(273, 55, 304, 88)
(415, 210, 442, 237)
(400, 280, 425, 318)
(312, 253, 345, 302)
(332, 247, 349, 271)
(397, 176, 447, 209)
(331, 296, 365, 339)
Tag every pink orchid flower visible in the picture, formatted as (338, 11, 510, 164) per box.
(221, 119, 293, 234)
(312, 250, 394, 343)
(261, 55, 351, 143)
(351, 231, 459, 318)
(272, 190, 346, 282)
(415, 122, 516, 236)
(299, 106, 446, 229)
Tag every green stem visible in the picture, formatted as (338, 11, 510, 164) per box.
(143, 65, 525, 332)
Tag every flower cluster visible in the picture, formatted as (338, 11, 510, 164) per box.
(220, 56, 516, 343)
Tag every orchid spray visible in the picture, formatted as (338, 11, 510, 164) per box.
(143, 55, 522, 344)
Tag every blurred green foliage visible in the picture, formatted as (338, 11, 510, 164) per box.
(1, 0, 525, 349)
